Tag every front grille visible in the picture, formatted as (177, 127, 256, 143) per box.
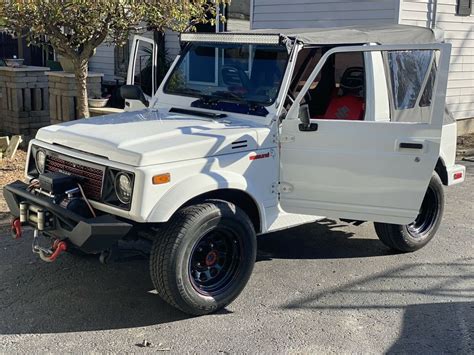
(45, 154, 105, 200)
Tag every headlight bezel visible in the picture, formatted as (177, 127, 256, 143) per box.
(102, 168, 135, 210)
(35, 149, 47, 174)
(114, 172, 133, 204)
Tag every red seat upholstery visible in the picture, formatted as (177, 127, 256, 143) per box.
(320, 94, 365, 120)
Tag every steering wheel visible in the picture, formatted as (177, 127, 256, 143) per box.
(221, 65, 250, 91)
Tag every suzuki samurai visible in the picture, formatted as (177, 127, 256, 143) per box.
(4, 25, 466, 315)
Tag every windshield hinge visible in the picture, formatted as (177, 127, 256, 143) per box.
(280, 135, 295, 143)
(278, 182, 294, 193)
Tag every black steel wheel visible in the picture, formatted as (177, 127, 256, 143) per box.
(374, 173, 444, 252)
(406, 184, 439, 238)
(150, 200, 256, 315)
(189, 228, 242, 296)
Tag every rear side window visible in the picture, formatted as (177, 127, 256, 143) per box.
(419, 64, 437, 107)
(388, 50, 434, 110)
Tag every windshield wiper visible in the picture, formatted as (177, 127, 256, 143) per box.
(169, 107, 227, 119)
(200, 91, 267, 109)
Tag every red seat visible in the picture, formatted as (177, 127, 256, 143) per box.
(320, 94, 365, 120)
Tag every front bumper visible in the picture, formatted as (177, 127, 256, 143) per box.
(3, 181, 133, 253)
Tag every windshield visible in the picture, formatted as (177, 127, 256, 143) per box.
(164, 43, 289, 110)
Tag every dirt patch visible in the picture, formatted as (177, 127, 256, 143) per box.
(0, 150, 27, 225)
(457, 133, 474, 155)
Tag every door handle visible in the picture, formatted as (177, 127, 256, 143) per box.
(399, 142, 423, 150)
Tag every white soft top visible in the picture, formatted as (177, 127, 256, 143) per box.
(250, 25, 443, 45)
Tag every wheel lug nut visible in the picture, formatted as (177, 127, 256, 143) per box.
(198, 247, 203, 252)
(197, 262, 201, 266)
(210, 243, 214, 248)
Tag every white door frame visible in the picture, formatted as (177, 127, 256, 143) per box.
(279, 43, 451, 224)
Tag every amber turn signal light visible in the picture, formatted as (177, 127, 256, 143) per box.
(152, 173, 171, 185)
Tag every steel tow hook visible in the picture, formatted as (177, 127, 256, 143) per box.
(32, 229, 67, 263)
(11, 218, 22, 239)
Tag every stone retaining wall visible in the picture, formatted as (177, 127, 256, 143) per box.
(0, 66, 50, 138)
(46, 72, 103, 124)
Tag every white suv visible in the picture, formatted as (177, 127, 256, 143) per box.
(4, 25, 465, 315)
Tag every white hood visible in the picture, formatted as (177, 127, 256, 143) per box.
(36, 109, 264, 166)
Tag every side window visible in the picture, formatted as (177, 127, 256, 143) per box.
(419, 63, 436, 107)
(387, 50, 433, 110)
(132, 40, 154, 96)
(305, 51, 366, 121)
(288, 47, 444, 125)
(386, 50, 437, 123)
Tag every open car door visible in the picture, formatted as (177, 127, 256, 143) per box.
(125, 35, 158, 111)
(279, 43, 451, 225)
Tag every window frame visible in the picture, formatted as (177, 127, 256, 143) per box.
(457, 0, 472, 16)
(286, 43, 450, 130)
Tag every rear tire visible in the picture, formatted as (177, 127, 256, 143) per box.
(374, 173, 444, 252)
(150, 200, 256, 315)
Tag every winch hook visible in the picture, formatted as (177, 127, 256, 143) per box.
(11, 218, 22, 239)
(32, 229, 67, 263)
(38, 241, 67, 263)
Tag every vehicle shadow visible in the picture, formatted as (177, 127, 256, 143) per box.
(0, 219, 391, 335)
(278, 257, 474, 353)
(388, 301, 474, 353)
(257, 219, 392, 261)
(0, 239, 188, 334)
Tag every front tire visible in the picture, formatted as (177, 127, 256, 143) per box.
(150, 200, 256, 315)
(374, 173, 444, 252)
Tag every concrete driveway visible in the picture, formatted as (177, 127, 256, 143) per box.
(1, 161, 473, 353)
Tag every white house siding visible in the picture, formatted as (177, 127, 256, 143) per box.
(164, 30, 181, 60)
(251, 0, 399, 29)
(89, 43, 115, 81)
(400, 0, 474, 121)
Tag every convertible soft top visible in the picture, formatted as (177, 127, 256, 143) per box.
(180, 25, 443, 46)
(251, 25, 443, 45)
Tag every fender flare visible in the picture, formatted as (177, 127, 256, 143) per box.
(146, 171, 264, 223)
(435, 154, 448, 185)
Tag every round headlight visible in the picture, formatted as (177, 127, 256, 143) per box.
(36, 150, 47, 174)
(115, 173, 133, 204)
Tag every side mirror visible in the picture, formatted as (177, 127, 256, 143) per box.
(120, 85, 149, 107)
(298, 104, 318, 132)
(299, 104, 311, 127)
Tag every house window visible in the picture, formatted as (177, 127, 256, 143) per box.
(457, 0, 472, 16)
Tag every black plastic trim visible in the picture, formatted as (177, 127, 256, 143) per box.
(299, 123, 319, 132)
(3, 181, 133, 253)
(169, 107, 228, 119)
(400, 142, 423, 150)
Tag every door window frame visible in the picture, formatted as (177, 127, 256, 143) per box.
(286, 43, 451, 130)
(126, 36, 158, 96)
